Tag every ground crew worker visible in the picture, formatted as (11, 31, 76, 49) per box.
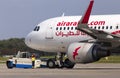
(31, 54, 36, 68)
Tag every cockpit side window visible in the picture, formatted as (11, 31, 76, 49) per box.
(36, 26, 40, 31)
(34, 26, 37, 31)
(33, 26, 40, 31)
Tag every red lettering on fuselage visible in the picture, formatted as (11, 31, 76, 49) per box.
(57, 21, 106, 26)
(55, 30, 86, 37)
(88, 21, 105, 26)
(57, 21, 78, 26)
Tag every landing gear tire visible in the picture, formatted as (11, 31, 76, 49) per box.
(6, 61, 13, 69)
(64, 59, 75, 69)
(47, 59, 56, 68)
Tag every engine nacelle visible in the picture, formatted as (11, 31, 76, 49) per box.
(67, 42, 110, 63)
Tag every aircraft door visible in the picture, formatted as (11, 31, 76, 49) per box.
(45, 26, 53, 39)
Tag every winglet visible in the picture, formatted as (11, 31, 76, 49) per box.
(79, 0, 94, 24)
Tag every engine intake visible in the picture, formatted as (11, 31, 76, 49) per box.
(67, 42, 110, 63)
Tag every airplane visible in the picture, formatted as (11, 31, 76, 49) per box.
(25, 0, 120, 68)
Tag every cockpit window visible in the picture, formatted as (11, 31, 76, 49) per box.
(34, 26, 40, 31)
(34, 26, 37, 31)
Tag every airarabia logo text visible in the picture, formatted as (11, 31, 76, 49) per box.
(88, 21, 105, 25)
(57, 21, 78, 26)
(57, 21, 105, 26)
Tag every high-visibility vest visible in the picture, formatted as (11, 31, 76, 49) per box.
(32, 57, 35, 61)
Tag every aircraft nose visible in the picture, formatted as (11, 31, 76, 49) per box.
(25, 31, 44, 50)
(25, 32, 32, 48)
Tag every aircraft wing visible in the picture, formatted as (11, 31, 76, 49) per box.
(77, 0, 120, 48)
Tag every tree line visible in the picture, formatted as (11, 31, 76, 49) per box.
(0, 38, 55, 56)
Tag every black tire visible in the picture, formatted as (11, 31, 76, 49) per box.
(64, 59, 75, 68)
(6, 61, 13, 69)
(47, 59, 56, 68)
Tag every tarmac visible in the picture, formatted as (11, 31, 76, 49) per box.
(0, 63, 120, 78)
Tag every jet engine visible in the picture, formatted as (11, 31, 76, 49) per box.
(67, 42, 110, 63)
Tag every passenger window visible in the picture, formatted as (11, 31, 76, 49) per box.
(98, 26, 100, 29)
(71, 27, 73, 30)
(110, 26, 112, 29)
(102, 26, 104, 29)
(94, 26, 96, 29)
(64, 27, 66, 30)
(75, 27, 77, 30)
(116, 26, 119, 29)
(60, 27, 62, 30)
(67, 27, 70, 30)
(56, 27, 58, 30)
(106, 26, 108, 29)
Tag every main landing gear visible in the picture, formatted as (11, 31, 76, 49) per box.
(46, 53, 75, 68)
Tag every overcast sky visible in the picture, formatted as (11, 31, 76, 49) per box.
(0, 0, 120, 40)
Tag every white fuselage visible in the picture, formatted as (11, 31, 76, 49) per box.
(25, 14, 120, 53)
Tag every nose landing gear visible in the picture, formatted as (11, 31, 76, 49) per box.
(46, 53, 75, 68)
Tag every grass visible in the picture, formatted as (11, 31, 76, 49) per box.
(0, 57, 8, 63)
(0, 57, 8, 61)
(97, 55, 120, 63)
